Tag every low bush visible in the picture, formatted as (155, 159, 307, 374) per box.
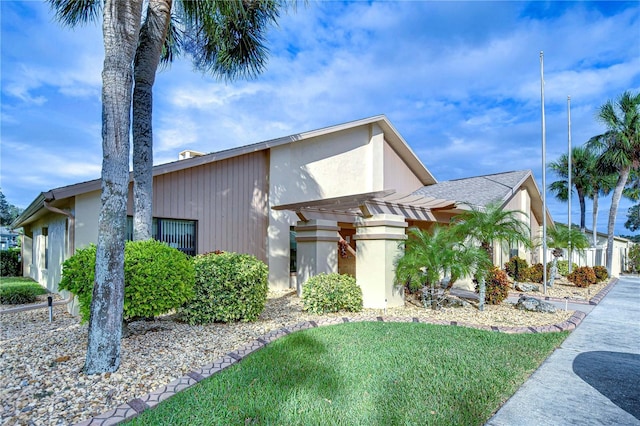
(628, 245, 640, 273)
(59, 241, 195, 322)
(592, 266, 609, 282)
(1, 249, 21, 277)
(302, 273, 362, 315)
(524, 263, 545, 284)
(567, 266, 597, 288)
(180, 251, 268, 324)
(0, 279, 47, 305)
(484, 267, 511, 305)
(504, 256, 529, 281)
(556, 260, 579, 277)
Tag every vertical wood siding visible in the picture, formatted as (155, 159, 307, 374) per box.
(141, 151, 269, 261)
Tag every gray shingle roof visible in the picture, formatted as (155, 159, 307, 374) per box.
(412, 170, 531, 207)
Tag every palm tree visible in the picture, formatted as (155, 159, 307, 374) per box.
(588, 170, 617, 247)
(394, 226, 489, 310)
(548, 146, 596, 232)
(546, 224, 590, 286)
(449, 201, 531, 311)
(55, 0, 144, 374)
(587, 91, 640, 274)
(50, 0, 287, 241)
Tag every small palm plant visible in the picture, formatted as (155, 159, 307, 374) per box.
(545, 224, 590, 286)
(394, 226, 489, 310)
(449, 201, 532, 311)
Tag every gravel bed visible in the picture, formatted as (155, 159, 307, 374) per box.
(1, 289, 576, 426)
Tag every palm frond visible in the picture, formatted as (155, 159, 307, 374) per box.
(48, 0, 101, 26)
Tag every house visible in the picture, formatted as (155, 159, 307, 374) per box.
(0, 226, 20, 251)
(12, 115, 552, 311)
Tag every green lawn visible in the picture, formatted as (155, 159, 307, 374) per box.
(126, 321, 567, 426)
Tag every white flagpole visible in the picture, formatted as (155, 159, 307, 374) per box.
(567, 96, 573, 273)
(540, 51, 547, 295)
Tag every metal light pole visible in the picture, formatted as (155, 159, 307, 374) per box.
(567, 96, 573, 273)
(540, 51, 547, 295)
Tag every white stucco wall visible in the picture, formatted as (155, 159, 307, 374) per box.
(74, 190, 101, 250)
(28, 216, 67, 293)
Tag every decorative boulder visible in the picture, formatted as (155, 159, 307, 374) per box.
(440, 295, 470, 308)
(515, 282, 540, 292)
(515, 295, 556, 313)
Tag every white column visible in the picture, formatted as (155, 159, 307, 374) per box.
(295, 219, 340, 296)
(354, 214, 407, 309)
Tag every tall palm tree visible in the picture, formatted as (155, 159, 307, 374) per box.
(449, 201, 531, 311)
(49, 0, 145, 374)
(587, 91, 640, 274)
(50, 0, 287, 241)
(394, 226, 490, 310)
(588, 169, 617, 247)
(548, 146, 596, 232)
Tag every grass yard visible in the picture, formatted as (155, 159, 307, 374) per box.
(126, 321, 568, 426)
(0, 276, 47, 305)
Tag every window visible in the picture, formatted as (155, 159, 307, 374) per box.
(126, 217, 197, 256)
(290, 227, 297, 273)
(42, 227, 49, 269)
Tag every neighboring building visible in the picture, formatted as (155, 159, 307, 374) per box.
(12, 115, 552, 311)
(557, 224, 633, 277)
(0, 226, 20, 251)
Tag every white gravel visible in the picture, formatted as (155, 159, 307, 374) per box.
(1, 289, 575, 426)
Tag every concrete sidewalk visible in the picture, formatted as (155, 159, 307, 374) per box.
(486, 275, 640, 426)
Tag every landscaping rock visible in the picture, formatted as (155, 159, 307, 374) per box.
(515, 282, 540, 292)
(515, 295, 557, 313)
(440, 295, 470, 308)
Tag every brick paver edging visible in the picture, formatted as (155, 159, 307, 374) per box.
(508, 277, 619, 306)
(74, 302, 602, 425)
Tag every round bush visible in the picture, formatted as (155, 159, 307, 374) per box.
(592, 266, 609, 282)
(567, 266, 597, 288)
(302, 273, 362, 315)
(556, 260, 579, 277)
(180, 252, 268, 324)
(504, 256, 529, 281)
(59, 241, 195, 322)
(484, 267, 511, 305)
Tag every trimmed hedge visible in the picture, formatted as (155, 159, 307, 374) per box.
(59, 241, 195, 322)
(0, 280, 47, 305)
(180, 252, 268, 324)
(1, 249, 21, 277)
(556, 260, 579, 277)
(302, 273, 362, 315)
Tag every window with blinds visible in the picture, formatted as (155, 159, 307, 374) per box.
(126, 217, 197, 256)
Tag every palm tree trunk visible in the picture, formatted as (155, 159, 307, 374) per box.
(478, 276, 486, 311)
(578, 188, 586, 232)
(85, 0, 144, 375)
(605, 167, 630, 275)
(592, 192, 599, 246)
(132, 0, 172, 241)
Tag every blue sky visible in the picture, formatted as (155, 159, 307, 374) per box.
(1, 1, 639, 236)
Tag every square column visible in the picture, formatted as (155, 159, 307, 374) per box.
(295, 220, 340, 296)
(354, 214, 407, 308)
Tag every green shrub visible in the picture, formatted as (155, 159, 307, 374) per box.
(180, 252, 268, 324)
(556, 260, 579, 277)
(302, 273, 362, 315)
(484, 267, 511, 305)
(0, 280, 47, 304)
(567, 266, 597, 288)
(59, 241, 195, 323)
(1, 249, 21, 277)
(592, 266, 609, 282)
(504, 256, 529, 281)
(59, 245, 96, 321)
